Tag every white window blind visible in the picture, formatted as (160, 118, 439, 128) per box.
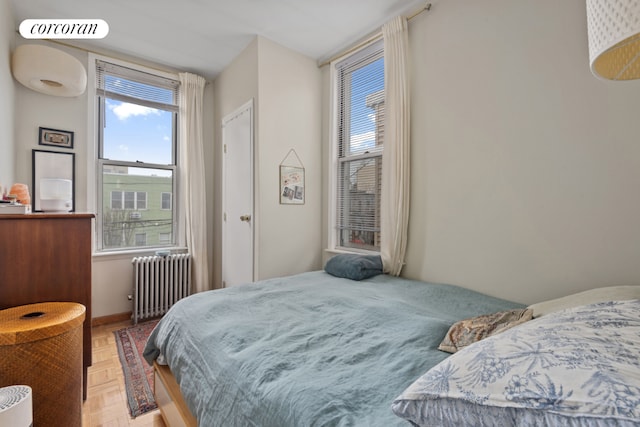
(336, 40, 385, 251)
(95, 60, 179, 112)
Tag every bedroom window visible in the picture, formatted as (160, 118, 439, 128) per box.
(334, 40, 384, 252)
(95, 59, 179, 251)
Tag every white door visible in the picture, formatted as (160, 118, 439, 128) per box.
(222, 100, 254, 287)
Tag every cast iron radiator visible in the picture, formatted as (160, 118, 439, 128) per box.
(131, 253, 191, 324)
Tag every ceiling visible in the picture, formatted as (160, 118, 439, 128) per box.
(10, 0, 426, 81)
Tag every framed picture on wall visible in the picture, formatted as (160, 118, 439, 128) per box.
(39, 127, 74, 149)
(280, 165, 304, 205)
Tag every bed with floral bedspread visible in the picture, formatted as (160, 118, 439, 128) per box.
(392, 299, 640, 427)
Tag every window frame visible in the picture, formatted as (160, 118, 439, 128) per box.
(88, 53, 181, 254)
(328, 38, 385, 254)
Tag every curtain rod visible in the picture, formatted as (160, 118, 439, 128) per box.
(317, 2, 432, 68)
(407, 2, 433, 20)
(49, 38, 185, 79)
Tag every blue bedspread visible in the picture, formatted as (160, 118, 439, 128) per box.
(144, 271, 523, 426)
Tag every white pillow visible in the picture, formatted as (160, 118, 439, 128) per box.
(528, 285, 640, 317)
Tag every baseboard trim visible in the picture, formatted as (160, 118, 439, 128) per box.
(92, 312, 132, 326)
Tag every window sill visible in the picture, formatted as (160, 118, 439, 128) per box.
(92, 246, 188, 261)
(324, 247, 380, 257)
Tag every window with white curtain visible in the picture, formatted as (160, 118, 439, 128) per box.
(334, 40, 385, 252)
(94, 59, 179, 251)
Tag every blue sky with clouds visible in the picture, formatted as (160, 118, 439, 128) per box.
(103, 99, 173, 167)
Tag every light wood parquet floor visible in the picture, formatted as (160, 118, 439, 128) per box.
(83, 321, 166, 427)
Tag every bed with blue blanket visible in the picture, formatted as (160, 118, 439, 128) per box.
(144, 266, 640, 427)
(143, 270, 523, 426)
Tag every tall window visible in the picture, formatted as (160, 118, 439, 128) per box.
(95, 59, 179, 251)
(334, 40, 384, 252)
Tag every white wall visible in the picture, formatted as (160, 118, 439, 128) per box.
(213, 37, 322, 288)
(255, 37, 323, 280)
(398, 0, 640, 304)
(0, 0, 15, 190)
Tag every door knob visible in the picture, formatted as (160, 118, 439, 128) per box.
(240, 214, 251, 222)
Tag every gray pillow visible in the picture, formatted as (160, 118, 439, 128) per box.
(324, 254, 383, 281)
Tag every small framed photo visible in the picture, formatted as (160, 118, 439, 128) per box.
(39, 127, 74, 149)
(280, 165, 304, 205)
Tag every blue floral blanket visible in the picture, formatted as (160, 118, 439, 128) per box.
(392, 299, 640, 427)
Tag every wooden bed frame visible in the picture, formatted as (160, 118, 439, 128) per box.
(153, 362, 197, 427)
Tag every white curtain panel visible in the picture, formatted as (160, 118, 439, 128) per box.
(380, 16, 411, 276)
(179, 72, 210, 292)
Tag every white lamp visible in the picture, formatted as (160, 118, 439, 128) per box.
(11, 44, 87, 96)
(586, 0, 640, 80)
(39, 178, 73, 212)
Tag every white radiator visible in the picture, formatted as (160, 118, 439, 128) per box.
(132, 253, 191, 324)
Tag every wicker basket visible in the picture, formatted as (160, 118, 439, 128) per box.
(0, 302, 85, 427)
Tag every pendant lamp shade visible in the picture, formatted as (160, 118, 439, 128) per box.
(586, 0, 640, 80)
(11, 44, 87, 97)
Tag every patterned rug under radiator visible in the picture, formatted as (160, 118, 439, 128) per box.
(113, 319, 160, 418)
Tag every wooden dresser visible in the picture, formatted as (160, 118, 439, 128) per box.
(0, 213, 94, 399)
